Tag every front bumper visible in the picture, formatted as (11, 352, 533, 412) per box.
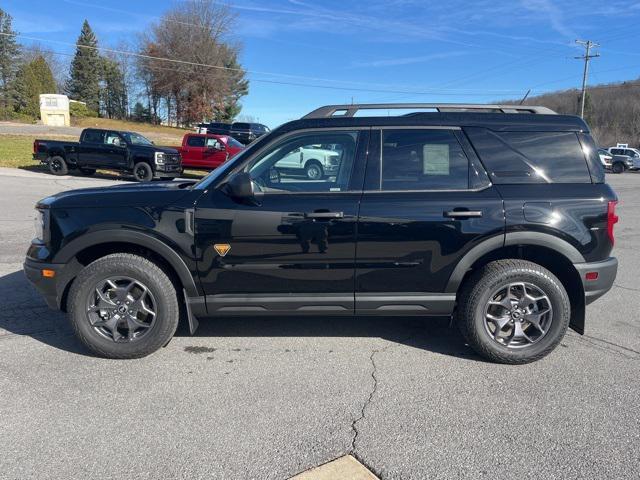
(574, 257, 618, 305)
(24, 256, 82, 310)
(154, 164, 183, 178)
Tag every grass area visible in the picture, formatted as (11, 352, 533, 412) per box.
(0, 135, 75, 168)
(72, 117, 189, 143)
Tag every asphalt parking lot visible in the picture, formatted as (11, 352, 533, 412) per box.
(1, 167, 639, 479)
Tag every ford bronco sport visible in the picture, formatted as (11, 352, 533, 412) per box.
(24, 104, 618, 363)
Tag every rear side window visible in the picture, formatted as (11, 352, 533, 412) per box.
(82, 130, 104, 144)
(380, 129, 469, 191)
(465, 128, 591, 183)
(187, 136, 206, 147)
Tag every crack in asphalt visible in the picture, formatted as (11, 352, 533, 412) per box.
(349, 329, 422, 459)
(567, 332, 640, 360)
(613, 283, 640, 292)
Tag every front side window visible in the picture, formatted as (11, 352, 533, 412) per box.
(105, 132, 123, 146)
(245, 131, 359, 193)
(205, 137, 222, 149)
(380, 129, 469, 191)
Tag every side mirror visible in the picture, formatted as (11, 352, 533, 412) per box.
(224, 172, 260, 205)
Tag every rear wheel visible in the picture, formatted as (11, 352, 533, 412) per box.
(133, 162, 153, 182)
(456, 259, 570, 364)
(48, 156, 68, 176)
(612, 162, 625, 174)
(68, 253, 180, 359)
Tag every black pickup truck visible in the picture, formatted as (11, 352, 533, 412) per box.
(33, 128, 183, 182)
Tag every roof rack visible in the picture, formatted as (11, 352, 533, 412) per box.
(302, 103, 556, 119)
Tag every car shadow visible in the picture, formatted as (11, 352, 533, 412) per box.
(0, 268, 480, 361)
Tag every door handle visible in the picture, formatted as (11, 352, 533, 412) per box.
(304, 211, 344, 219)
(444, 210, 483, 218)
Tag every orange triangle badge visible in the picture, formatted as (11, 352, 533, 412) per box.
(214, 244, 231, 257)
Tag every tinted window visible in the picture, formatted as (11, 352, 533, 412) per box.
(246, 131, 358, 193)
(187, 136, 206, 147)
(82, 130, 104, 144)
(465, 128, 591, 183)
(498, 132, 591, 183)
(380, 129, 469, 191)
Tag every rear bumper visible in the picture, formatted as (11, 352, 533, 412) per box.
(574, 257, 618, 305)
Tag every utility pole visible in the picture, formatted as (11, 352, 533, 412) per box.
(575, 40, 600, 118)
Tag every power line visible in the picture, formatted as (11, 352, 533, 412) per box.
(575, 39, 600, 118)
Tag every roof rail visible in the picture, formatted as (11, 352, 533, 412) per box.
(302, 103, 556, 119)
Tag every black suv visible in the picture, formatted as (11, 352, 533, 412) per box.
(230, 122, 270, 144)
(24, 104, 618, 363)
(33, 128, 182, 182)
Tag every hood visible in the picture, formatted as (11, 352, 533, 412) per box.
(38, 181, 197, 209)
(133, 144, 179, 154)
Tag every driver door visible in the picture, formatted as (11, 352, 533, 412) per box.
(193, 129, 369, 315)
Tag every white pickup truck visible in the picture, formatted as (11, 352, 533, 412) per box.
(275, 145, 341, 179)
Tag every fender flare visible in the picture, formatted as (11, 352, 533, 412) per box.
(445, 232, 585, 293)
(53, 229, 200, 297)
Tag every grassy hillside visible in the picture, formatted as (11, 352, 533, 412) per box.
(509, 79, 640, 147)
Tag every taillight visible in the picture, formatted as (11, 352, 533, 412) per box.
(607, 200, 619, 246)
(33, 140, 38, 154)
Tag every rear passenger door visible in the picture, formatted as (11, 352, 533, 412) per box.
(355, 128, 504, 314)
(183, 135, 206, 167)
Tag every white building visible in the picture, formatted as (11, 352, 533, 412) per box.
(39, 94, 70, 127)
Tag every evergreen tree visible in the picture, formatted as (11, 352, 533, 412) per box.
(132, 101, 151, 122)
(101, 58, 127, 119)
(12, 55, 57, 117)
(0, 9, 20, 109)
(65, 20, 101, 112)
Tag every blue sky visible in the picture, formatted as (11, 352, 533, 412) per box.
(4, 0, 640, 127)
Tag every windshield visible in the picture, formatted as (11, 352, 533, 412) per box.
(227, 137, 244, 149)
(121, 132, 153, 146)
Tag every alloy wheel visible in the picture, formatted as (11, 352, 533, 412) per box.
(85, 276, 157, 343)
(483, 282, 553, 349)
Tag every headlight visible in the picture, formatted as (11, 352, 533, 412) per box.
(155, 152, 166, 164)
(34, 209, 45, 241)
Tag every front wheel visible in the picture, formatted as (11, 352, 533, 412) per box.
(305, 162, 324, 180)
(133, 162, 153, 182)
(456, 259, 570, 364)
(68, 253, 180, 358)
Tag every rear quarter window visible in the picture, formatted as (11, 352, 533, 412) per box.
(464, 128, 591, 183)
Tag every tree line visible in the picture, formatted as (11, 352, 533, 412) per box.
(508, 82, 640, 148)
(0, 0, 248, 126)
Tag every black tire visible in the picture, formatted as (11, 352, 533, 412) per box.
(456, 259, 570, 364)
(305, 161, 324, 180)
(68, 253, 180, 359)
(78, 167, 96, 176)
(48, 155, 68, 176)
(612, 162, 625, 174)
(133, 162, 153, 182)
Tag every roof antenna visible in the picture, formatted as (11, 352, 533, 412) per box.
(519, 89, 531, 105)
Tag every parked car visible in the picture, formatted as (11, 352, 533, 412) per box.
(230, 122, 270, 145)
(24, 103, 618, 364)
(196, 122, 232, 136)
(175, 133, 244, 170)
(598, 148, 612, 169)
(610, 155, 634, 174)
(274, 145, 341, 179)
(608, 145, 640, 172)
(33, 129, 182, 182)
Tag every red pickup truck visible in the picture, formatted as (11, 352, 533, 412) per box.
(176, 133, 244, 170)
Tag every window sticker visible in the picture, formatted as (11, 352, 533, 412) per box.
(423, 144, 450, 175)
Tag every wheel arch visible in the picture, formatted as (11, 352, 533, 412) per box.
(448, 233, 586, 334)
(54, 230, 199, 311)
